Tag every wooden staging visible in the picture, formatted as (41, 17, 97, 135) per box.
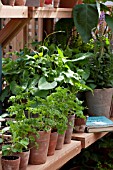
(28, 7, 72, 18)
(27, 140, 81, 170)
(72, 132, 108, 148)
(0, 5, 28, 18)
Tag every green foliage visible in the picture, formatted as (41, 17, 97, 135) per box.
(73, 4, 99, 43)
(2, 120, 29, 156)
(53, 18, 74, 49)
(73, 1, 113, 43)
(1, 44, 88, 108)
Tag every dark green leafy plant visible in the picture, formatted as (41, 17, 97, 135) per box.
(73, 1, 113, 43)
(1, 44, 88, 110)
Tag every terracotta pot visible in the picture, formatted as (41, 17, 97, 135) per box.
(26, 0, 40, 6)
(13, 150, 30, 170)
(60, 0, 82, 8)
(15, 0, 26, 5)
(9, 0, 15, 5)
(55, 131, 65, 150)
(29, 130, 51, 165)
(74, 118, 86, 133)
(45, 0, 52, 5)
(1, 155, 20, 170)
(64, 114, 75, 144)
(40, 0, 45, 6)
(47, 130, 58, 156)
(54, 0, 60, 8)
(85, 88, 113, 118)
(1, 0, 8, 5)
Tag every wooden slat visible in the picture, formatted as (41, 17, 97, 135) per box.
(0, 6, 28, 18)
(0, 18, 30, 47)
(72, 132, 108, 148)
(29, 7, 72, 18)
(38, 18, 43, 42)
(27, 140, 81, 170)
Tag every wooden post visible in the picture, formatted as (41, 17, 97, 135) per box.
(38, 18, 43, 42)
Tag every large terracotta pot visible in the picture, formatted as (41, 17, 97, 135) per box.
(1, 155, 20, 170)
(29, 130, 51, 165)
(60, 0, 82, 8)
(85, 88, 113, 118)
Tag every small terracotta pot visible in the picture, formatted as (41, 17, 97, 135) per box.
(9, 0, 15, 5)
(1, 0, 8, 5)
(64, 114, 75, 144)
(40, 0, 45, 6)
(60, 0, 82, 8)
(15, 0, 26, 5)
(54, 0, 60, 8)
(74, 118, 86, 133)
(29, 130, 51, 165)
(13, 150, 30, 170)
(25, 0, 40, 6)
(55, 131, 65, 150)
(48, 131, 58, 156)
(1, 155, 20, 170)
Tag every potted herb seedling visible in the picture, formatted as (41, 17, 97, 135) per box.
(74, 98, 86, 133)
(47, 87, 78, 146)
(1, 120, 30, 170)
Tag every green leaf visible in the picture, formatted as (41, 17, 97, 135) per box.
(38, 77, 57, 90)
(10, 81, 23, 95)
(0, 138, 3, 143)
(73, 4, 99, 43)
(0, 86, 10, 102)
(105, 14, 113, 32)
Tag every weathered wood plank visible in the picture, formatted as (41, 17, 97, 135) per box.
(0, 6, 28, 18)
(0, 18, 30, 47)
(29, 7, 72, 18)
(27, 140, 81, 170)
(72, 132, 108, 148)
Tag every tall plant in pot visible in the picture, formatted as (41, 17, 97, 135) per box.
(72, 1, 113, 118)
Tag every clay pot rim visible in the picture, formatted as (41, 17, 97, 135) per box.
(1, 155, 20, 160)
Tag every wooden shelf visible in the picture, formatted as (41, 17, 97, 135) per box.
(72, 132, 108, 148)
(0, 6, 72, 19)
(28, 7, 72, 18)
(27, 140, 81, 170)
(0, 5, 28, 18)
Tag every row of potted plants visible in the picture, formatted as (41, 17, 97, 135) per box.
(0, 86, 86, 169)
